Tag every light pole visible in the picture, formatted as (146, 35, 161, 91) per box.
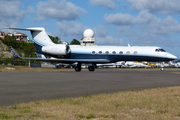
(29, 53, 33, 67)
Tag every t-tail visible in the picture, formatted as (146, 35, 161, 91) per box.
(5, 27, 55, 53)
(5, 27, 70, 55)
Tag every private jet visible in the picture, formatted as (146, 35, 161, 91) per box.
(120, 61, 148, 68)
(7, 27, 177, 72)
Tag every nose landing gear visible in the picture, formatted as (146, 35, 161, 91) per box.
(160, 67, 165, 71)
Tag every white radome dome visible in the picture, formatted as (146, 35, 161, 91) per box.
(83, 29, 94, 38)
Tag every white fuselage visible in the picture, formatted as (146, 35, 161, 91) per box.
(68, 45, 176, 62)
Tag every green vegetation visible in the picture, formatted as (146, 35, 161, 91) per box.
(0, 35, 36, 58)
(0, 86, 180, 119)
(48, 35, 61, 44)
(70, 39, 80, 45)
(0, 35, 63, 58)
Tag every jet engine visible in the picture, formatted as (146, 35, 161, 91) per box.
(42, 44, 70, 55)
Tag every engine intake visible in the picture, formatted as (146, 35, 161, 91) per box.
(42, 44, 70, 55)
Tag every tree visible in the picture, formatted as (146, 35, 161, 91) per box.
(1, 35, 36, 57)
(48, 35, 61, 44)
(70, 39, 80, 45)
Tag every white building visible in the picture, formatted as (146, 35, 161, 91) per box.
(80, 29, 97, 46)
(14, 32, 29, 42)
(0, 31, 5, 39)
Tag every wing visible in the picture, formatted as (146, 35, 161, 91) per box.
(27, 58, 109, 64)
(9, 46, 109, 64)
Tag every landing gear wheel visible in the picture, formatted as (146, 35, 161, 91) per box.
(88, 66, 95, 72)
(160, 67, 165, 71)
(75, 66, 81, 72)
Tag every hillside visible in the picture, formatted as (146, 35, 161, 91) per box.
(0, 40, 13, 58)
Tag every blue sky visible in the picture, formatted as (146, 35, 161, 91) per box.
(1, 0, 180, 58)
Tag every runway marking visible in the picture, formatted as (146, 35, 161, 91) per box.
(171, 72, 180, 75)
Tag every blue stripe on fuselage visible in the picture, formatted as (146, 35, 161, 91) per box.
(68, 53, 173, 62)
(34, 45, 173, 62)
(35, 52, 174, 62)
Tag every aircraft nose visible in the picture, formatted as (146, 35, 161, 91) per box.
(166, 53, 177, 60)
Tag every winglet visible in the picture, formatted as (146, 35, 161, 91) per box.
(9, 46, 22, 59)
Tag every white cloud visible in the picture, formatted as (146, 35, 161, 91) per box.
(92, 25, 126, 46)
(146, 16, 180, 37)
(116, 25, 180, 47)
(27, 6, 35, 14)
(104, 10, 158, 25)
(93, 25, 108, 37)
(0, 0, 25, 30)
(56, 21, 87, 41)
(35, 0, 87, 22)
(0, 0, 25, 21)
(107, 11, 180, 47)
(96, 36, 126, 46)
(55, 22, 126, 46)
(90, 0, 116, 10)
(115, 17, 180, 47)
(128, 0, 180, 14)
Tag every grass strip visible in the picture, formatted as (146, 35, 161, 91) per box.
(0, 86, 180, 119)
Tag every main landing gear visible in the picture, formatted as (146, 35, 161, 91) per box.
(75, 63, 96, 72)
(75, 63, 81, 72)
(88, 66, 95, 72)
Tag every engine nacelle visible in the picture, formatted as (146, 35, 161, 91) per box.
(42, 44, 70, 55)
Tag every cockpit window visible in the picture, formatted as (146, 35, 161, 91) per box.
(155, 49, 159, 52)
(159, 49, 166, 52)
(155, 48, 166, 52)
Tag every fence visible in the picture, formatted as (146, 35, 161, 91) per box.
(0, 58, 40, 66)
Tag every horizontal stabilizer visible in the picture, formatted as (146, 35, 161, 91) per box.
(5, 27, 43, 31)
(9, 46, 21, 59)
(24, 58, 109, 64)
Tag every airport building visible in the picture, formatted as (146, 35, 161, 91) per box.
(80, 29, 97, 46)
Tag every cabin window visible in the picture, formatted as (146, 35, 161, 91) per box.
(105, 51, 109, 54)
(119, 51, 123, 54)
(134, 51, 137, 55)
(92, 51, 95, 55)
(99, 51, 102, 54)
(126, 51, 130, 54)
(112, 51, 116, 54)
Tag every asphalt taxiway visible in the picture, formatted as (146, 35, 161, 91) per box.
(0, 69, 180, 106)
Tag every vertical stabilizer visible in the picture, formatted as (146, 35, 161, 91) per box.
(29, 27, 54, 46)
